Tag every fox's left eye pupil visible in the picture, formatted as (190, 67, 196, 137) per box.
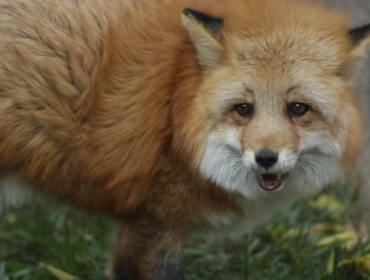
(235, 103, 253, 117)
(289, 103, 309, 117)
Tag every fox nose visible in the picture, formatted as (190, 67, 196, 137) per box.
(255, 149, 278, 169)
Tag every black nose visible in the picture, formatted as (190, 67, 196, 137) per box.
(255, 149, 278, 169)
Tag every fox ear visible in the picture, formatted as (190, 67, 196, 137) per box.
(349, 23, 370, 54)
(182, 8, 223, 68)
(345, 24, 370, 79)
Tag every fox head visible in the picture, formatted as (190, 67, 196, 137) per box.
(174, 0, 370, 198)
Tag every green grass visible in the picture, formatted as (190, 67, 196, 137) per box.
(1, 182, 370, 280)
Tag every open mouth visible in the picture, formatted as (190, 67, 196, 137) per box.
(258, 173, 288, 192)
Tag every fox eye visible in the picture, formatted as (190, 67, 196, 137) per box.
(235, 103, 253, 117)
(288, 102, 310, 117)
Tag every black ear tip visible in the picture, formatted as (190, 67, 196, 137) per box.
(183, 8, 196, 17)
(182, 7, 223, 36)
(349, 23, 370, 45)
(182, 7, 223, 25)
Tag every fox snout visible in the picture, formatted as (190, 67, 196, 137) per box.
(243, 148, 297, 172)
(254, 149, 278, 169)
(240, 148, 295, 192)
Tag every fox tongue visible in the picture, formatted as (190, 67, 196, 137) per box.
(258, 174, 283, 191)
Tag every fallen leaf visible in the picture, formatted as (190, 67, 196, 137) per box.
(309, 194, 342, 213)
(339, 255, 370, 273)
(310, 223, 344, 235)
(39, 263, 78, 280)
(326, 249, 337, 275)
(316, 231, 357, 247)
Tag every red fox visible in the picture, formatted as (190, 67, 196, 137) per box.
(0, 0, 369, 279)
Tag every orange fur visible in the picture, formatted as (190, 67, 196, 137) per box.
(0, 0, 367, 279)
